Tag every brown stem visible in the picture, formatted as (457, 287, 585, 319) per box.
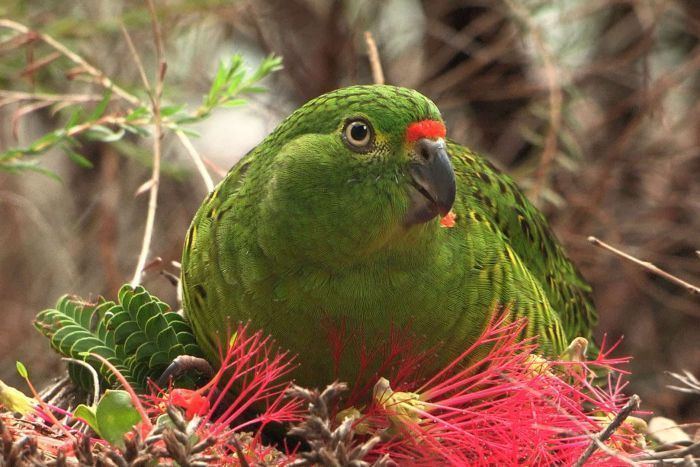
(634, 441, 700, 462)
(588, 236, 700, 295)
(128, 1, 166, 287)
(364, 31, 385, 85)
(573, 394, 640, 467)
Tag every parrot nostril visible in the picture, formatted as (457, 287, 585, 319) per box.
(420, 146, 431, 162)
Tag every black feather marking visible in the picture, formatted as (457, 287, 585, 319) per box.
(498, 179, 508, 195)
(478, 171, 491, 185)
(193, 284, 207, 307)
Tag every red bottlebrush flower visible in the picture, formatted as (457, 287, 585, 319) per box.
(169, 388, 210, 419)
(140, 324, 303, 465)
(337, 315, 644, 466)
(202, 324, 303, 434)
(193, 325, 303, 464)
(146, 324, 302, 434)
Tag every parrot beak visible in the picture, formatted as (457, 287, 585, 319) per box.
(406, 138, 456, 225)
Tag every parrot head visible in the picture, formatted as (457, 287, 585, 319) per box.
(255, 85, 456, 264)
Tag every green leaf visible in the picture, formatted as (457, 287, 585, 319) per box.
(0, 160, 62, 181)
(89, 90, 112, 121)
(30, 131, 62, 152)
(95, 390, 142, 447)
(66, 149, 93, 168)
(161, 104, 186, 118)
(16, 361, 28, 379)
(171, 125, 199, 137)
(193, 53, 282, 123)
(148, 351, 171, 368)
(64, 110, 83, 129)
(74, 404, 99, 435)
(125, 106, 150, 122)
(221, 98, 247, 108)
(0, 380, 35, 415)
(122, 124, 150, 137)
(34, 285, 203, 391)
(85, 125, 126, 143)
(123, 331, 147, 354)
(240, 85, 266, 94)
(114, 321, 140, 342)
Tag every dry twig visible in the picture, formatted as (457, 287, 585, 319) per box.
(573, 394, 640, 467)
(126, 1, 166, 287)
(635, 441, 700, 463)
(0, 90, 106, 107)
(588, 237, 700, 295)
(667, 370, 700, 395)
(364, 31, 385, 85)
(287, 382, 390, 467)
(176, 129, 214, 192)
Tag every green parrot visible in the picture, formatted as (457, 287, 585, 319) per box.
(181, 85, 597, 387)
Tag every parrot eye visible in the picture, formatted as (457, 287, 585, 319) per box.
(343, 119, 373, 151)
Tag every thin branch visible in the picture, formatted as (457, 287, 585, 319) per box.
(175, 130, 214, 191)
(0, 18, 140, 106)
(11, 101, 53, 139)
(129, 1, 166, 287)
(634, 441, 700, 462)
(147, 0, 167, 103)
(122, 20, 212, 193)
(364, 31, 385, 85)
(19, 371, 77, 443)
(24, 115, 136, 153)
(0, 90, 106, 107)
(573, 394, 640, 467)
(588, 236, 700, 295)
(20, 51, 61, 78)
(666, 370, 700, 395)
(119, 23, 152, 97)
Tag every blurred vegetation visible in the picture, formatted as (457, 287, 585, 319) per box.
(0, 0, 698, 423)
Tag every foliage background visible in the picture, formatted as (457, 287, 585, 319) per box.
(1, 0, 698, 422)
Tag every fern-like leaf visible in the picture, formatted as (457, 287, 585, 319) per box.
(34, 285, 204, 392)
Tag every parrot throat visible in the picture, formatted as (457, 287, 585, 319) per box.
(253, 218, 458, 374)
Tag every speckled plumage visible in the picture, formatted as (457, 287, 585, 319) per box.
(181, 85, 596, 386)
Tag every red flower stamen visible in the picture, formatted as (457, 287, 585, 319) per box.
(169, 388, 210, 419)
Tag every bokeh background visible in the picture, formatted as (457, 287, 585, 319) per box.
(1, 0, 699, 421)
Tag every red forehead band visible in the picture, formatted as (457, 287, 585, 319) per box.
(406, 120, 446, 142)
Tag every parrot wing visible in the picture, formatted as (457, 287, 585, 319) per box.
(181, 152, 255, 358)
(448, 141, 597, 341)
